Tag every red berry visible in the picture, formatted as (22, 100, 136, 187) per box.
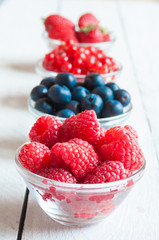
(100, 126, 144, 171)
(44, 14, 74, 31)
(77, 27, 103, 43)
(103, 33, 111, 42)
(78, 13, 99, 28)
(36, 167, 76, 183)
(50, 139, 99, 180)
(83, 161, 130, 184)
(29, 116, 62, 149)
(18, 142, 51, 173)
(60, 110, 101, 143)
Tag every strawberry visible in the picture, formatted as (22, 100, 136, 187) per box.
(44, 14, 78, 43)
(78, 13, 99, 28)
(76, 27, 103, 43)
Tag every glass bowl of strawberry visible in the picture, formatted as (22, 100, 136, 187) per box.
(15, 111, 146, 227)
(43, 13, 116, 53)
(36, 41, 122, 83)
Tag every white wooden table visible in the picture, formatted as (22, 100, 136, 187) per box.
(0, 0, 159, 239)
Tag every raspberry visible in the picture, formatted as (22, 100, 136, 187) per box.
(92, 127, 106, 152)
(101, 126, 144, 171)
(36, 167, 76, 183)
(60, 110, 101, 143)
(50, 138, 99, 179)
(29, 116, 62, 149)
(83, 161, 129, 184)
(18, 142, 51, 172)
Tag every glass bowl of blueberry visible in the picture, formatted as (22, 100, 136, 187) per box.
(35, 41, 122, 83)
(15, 111, 145, 227)
(28, 73, 132, 129)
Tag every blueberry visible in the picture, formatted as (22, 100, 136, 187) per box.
(66, 100, 81, 114)
(40, 77, 55, 88)
(72, 86, 89, 102)
(77, 82, 84, 87)
(48, 84, 72, 104)
(105, 83, 120, 92)
(34, 98, 53, 114)
(30, 85, 48, 101)
(101, 100, 123, 118)
(81, 93, 103, 115)
(106, 82, 120, 92)
(92, 86, 113, 102)
(55, 73, 77, 90)
(57, 109, 75, 118)
(84, 73, 105, 91)
(114, 89, 131, 106)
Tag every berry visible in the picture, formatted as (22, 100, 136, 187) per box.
(106, 82, 120, 92)
(78, 13, 99, 28)
(48, 84, 71, 104)
(36, 167, 76, 183)
(83, 161, 129, 184)
(60, 110, 101, 143)
(57, 109, 75, 118)
(18, 142, 51, 172)
(66, 100, 81, 114)
(81, 93, 103, 115)
(92, 86, 114, 102)
(100, 126, 144, 171)
(72, 86, 89, 102)
(40, 77, 55, 88)
(54, 73, 77, 90)
(101, 100, 123, 118)
(34, 98, 54, 114)
(103, 33, 111, 42)
(44, 14, 78, 42)
(114, 89, 131, 107)
(30, 85, 48, 101)
(77, 27, 103, 43)
(51, 139, 99, 179)
(29, 116, 62, 149)
(84, 73, 105, 91)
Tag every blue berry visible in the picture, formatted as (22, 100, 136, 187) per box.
(66, 100, 80, 114)
(101, 100, 123, 118)
(81, 93, 103, 115)
(48, 84, 71, 104)
(30, 85, 48, 101)
(114, 89, 131, 106)
(57, 109, 75, 118)
(34, 98, 53, 114)
(106, 82, 120, 92)
(72, 86, 89, 102)
(77, 82, 84, 87)
(92, 86, 113, 102)
(40, 77, 55, 88)
(54, 73, 77, 90)
(84, 73, 105, 91)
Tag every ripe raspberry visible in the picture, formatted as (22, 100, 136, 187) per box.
(92, 127, 106, 151)
(78, 13, 99, 28)
(60, 110, 101, 143)
(18, 142, 51, 173)
(36, 167, 76, 183)
(101, 138, 144, 171)
(50, 138, 99, 179)
(83, 161, 129, 184)
(29, 116, 62, 149)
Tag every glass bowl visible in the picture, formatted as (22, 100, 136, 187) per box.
(43, 31, 116, 53)
(35, 59, 122, 83)
(28, 98, 133, 129)
(15, 146, 146, 227)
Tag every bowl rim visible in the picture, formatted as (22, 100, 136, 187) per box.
(15, 143, 146, 190)
(35, 58, 123, 79)
(42, 30, 116, 46)
(28, 97, 133, 123)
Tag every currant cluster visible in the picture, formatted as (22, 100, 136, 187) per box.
(43, 41, 119, 75)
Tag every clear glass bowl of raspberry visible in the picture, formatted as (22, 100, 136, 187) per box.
(15, 146, 145, 227)
(43, 30, 116, 53)
(35, 41, 122, 83)
(28, 97, 132, 129)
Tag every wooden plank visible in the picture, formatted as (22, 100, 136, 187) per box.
(23, 0, 159, 239)
(0, 0, 59, 239)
